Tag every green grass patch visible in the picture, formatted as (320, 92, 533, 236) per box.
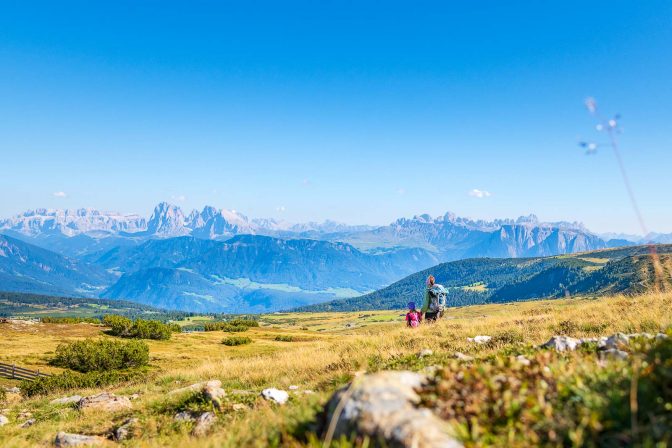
(222, 336, 252, 346)
(21, 369, 149, 397)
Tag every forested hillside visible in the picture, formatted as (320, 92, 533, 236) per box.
(298, 245, 672, 311)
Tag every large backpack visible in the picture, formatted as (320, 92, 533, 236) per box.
(428, 285, 447, 313)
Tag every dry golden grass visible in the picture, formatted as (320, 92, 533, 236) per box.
(1, 292, 671, 447)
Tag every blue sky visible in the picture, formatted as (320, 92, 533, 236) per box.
(1, 1, 671, 234)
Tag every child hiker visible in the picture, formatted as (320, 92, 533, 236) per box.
(405, 301, 422, 328)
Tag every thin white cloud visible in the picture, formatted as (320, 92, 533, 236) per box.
(468, 189, 491, 198)
(301, 179, 312, 187)
(276, 206, 286, 212)
(397, 188, 406, 195)
(171, 194, 187, 202)
(53, 191, 67, 198)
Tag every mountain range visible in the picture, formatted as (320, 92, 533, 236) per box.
(1, 201, 666, 312)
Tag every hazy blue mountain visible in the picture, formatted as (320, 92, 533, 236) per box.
(0, 235, 113, 296)
(98, 235, 441, 312)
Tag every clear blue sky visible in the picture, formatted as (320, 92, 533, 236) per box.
(1, 1, 671, 234)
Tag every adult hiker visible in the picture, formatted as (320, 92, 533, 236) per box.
(421, 275, 447, 322)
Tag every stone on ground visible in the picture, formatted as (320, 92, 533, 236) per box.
(322, 371, 462, 448)
(54, 432, 104, 447)
(0, 415, 9, 426)
(261, 388, 289, 405)
(50, 395, 82, 405)
(113, 417, 140, 441)
(540, 335, 583, 352)
(192, 412, 217, 437)
(467, 335, 492, 344)
(78, 392, 132, 412)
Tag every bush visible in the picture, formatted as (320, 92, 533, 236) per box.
(0, 388, 6, 403)
(274, 335, 295, 342)
(103, 314, 133, 336)
(50, 338, 149, 372)
(204, 319, 259, 332)
(103, 314, 179, 340)
(420, 333, 672, 446)
(41, 316, 101, 324)
(222, 336, 252, 346)
(21, 369, 148, 397)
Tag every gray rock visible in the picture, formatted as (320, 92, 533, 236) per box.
(261, 388, 289, 405)
(78, 392, 132, 412)
(174, 411, 195, 422)
(452, 352, 474, 361)
(656, 333, 669, 342)
(170, 379, 221, 395)
(4, 387, 20, 394)
(418, 349, 434, 358)
(600, 349, 629, 361)
(604, 333, 630, 350)
(192, 411, 217, 437)
(515, 355, 531, 366)
(467, 335, 492, 344)
(0, 415, 9, 426)
(540, 335, 583, 352)
(113, 417, 139, 441)
(50, 395, 82, 405)
(54, 432, 104, 447)
(288, 385, 299, 390)
(323, 371, 462, 448)
(20, 418, 35, 428)
(203, 384, 226, 411)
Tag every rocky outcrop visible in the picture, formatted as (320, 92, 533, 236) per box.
(322, 371, 461, 448)
(0, 415, 8, 426)
(51, 395, 82, 405)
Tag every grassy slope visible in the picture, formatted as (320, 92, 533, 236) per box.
(0, 291, 671, 446)
(298, 244, 672, 312)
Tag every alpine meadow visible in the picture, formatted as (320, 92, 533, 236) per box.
(2, 2, 672, 448)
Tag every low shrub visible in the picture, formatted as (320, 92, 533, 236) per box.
(274, 335, 295, 342)
(420, 332, 672, 447)
(222, 336, 252, 346)
(21, 369, 148, 397)
(50, 338, 149, 372)
(41, 316, 101, 324)
(204, 319, 259, 332)
(489, 329, 524, 345)
(103, 314, 179, 340)
(0, 388, 6, 403)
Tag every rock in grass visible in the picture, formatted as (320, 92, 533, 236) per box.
(54, 432, 104, 447)
(174, 411, 195, 422)
(203, 383, 227, 411)
(50, 395, 82, 405)
(599, 349, 629, 361)
(289, 385, 299, 390)
(261, 388, 289, 405)
(516, 355, 531, 366)
(467, 335, 492, 344)
(452, 352, 474, 361)
(78, 392, 131, 412)
(604, 332, 630, 350)
(113, 417, 139, 441)
(20, 418, 35, 428)
(656, 333, 669, 342)
(418, 349, 434, 358)
(191, 412, 217, 437)
(322, 371, 462, 448)
(0, 415, 9, 426)
(170, 379, 221, 395)
(540, 335, 583, 352)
